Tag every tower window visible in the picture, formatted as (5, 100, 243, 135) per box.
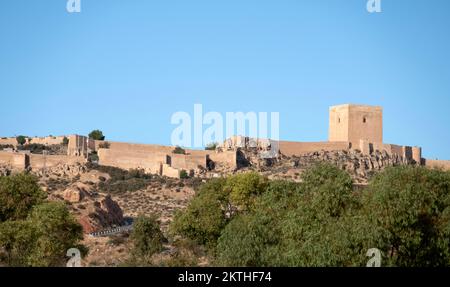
(363, 117, 367, 123)
(338, 118, 341, 123)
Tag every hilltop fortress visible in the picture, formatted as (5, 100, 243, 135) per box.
(1, 104, 450, 177)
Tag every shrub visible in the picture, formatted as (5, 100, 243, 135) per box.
(0, 198, 84, 266)
(130, 215, 165, 263)
(88, 151, 99, 163)
(25, 202, 84, 267)
(17, 144, 47, 154)
(62, 137, 69, 145)
(299, 162, 355, 218)
(0, 144, 14, 150)
(224, 172, 268, 210)
(179, 170, 189, 179)
(205, 142, 218, 151)
(0, 174, 46, 222)
(98, 141, 110, 149)
(158, 239, 200, 267)
(173, 146, 186, 155)
(170, 178, 228, 249)
(361, 166, 450, 267)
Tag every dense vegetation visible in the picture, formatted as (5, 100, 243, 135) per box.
(170, 164, 450, 267)
(0, 174, 84, 267)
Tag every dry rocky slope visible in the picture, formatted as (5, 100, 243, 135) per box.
(238, 147, 413, 184)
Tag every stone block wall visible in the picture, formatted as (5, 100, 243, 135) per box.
(170, 153, 207, 171)
(29, 154, 85, 169)
(0, 151, 27, 169)
(279, 141, 351, 156)
(98, 148, 166, 174)
(423, 159, 450, 171)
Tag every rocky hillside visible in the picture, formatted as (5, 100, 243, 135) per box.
(236, 148, 415, 184)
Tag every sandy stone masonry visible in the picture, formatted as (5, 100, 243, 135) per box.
(1, 104, 449, 175)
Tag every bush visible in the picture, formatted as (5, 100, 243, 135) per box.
(0, 173, 46, 222)
(299, 163, 355, 218)
(360, 166, 450, 267)
(0, 144, 14, 150)
(170, 178, 229, 249)
(225, 172, 268, 210)
(62, 137, 69, 145)
(88, 130, 105, 141)
(88, 152, 99, 163)
(16, 144, 47, 154)
(98, 141, 110, 149)
(93, 166, 153, 194)
(205, 142, 218, 151)
(173, 146, 186, 155)
(158, 238, 200, 267)
(25, 202, 84, 267)
(179, 170, 189, 179)
(0, 177, 84, 267)
(130, 215, 165, 264)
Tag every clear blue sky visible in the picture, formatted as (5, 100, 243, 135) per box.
(1, 0, 449, 159)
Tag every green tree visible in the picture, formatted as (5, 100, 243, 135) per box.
(15, 135, 27, 146)
(216, 164, 362, 267)
(88, 130, 105, 141)
(0, 173, 46, 222)
(62, 136, 69, 145)
(0, 220, 37, 266)
(26, 202, 84, 267)
(361, 166, 450, 267)
(225, 172, 268, 210)
(0, 175, 84, 267)
(170, 178, 229, 248)
(130, 215, 165, 264)
(0, 202, 84, 267)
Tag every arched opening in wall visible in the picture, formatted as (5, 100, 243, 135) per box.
(363, 117, 367, 123)
(338, 117, 341, 124)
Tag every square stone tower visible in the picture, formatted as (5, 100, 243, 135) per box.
(329, 104, 383, 147)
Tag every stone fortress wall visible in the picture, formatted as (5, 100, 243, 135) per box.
(0, 135, 65, 147)
(1, 104, 449, 176)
